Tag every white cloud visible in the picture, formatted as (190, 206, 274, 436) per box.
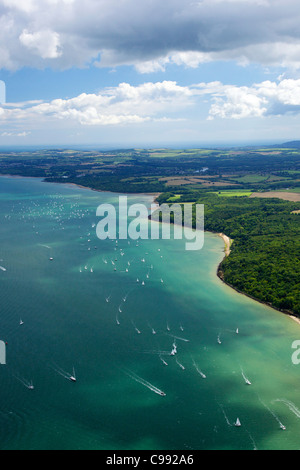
(0, 81, 195, 127)
(1, 78, 300, 131)
(206, 79, 300, 119)
(1, 130, 31, 137)
(19, 29, 62, 59)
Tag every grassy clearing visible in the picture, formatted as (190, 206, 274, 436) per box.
(213, 190, 253, 197)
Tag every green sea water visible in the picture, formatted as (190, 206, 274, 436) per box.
(0, 175, 300, 450)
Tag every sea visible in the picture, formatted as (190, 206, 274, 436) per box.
(0, 175, 299, 450)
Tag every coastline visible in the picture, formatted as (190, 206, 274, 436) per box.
(218, 233, 233, 257)
(0, 173, 299, 326)
(216, 238, 300, 326)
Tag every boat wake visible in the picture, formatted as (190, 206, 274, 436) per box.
(165, 333, 190, 343)
(192, 357, 206, 379)
(217, 401, 232, 427)
(51, 364, 76, 382)
(241, 367, 251, 385)
(13, 375, 34, 390)
(131, 321, 141, 334)
(259, 397, 286, 430)
(123, 369, 166, 396)
(274, 398, 300, 419)
(176, 359, 185, 370)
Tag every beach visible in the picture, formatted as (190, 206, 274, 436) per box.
(219, 233, 233, 257)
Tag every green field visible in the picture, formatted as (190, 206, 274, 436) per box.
(229, 174, 269, 183)
(278, 187, 300, 193)
(213, 190, 253, 197)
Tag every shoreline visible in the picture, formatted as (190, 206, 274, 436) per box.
(216, 243, 300, 326)
(218, 233, 233, 257)
(1, 173, 299, 326)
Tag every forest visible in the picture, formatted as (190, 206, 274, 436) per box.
(157, 192, 300, 316)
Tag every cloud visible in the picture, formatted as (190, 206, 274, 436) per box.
(19, 29, 62, 59)
(1, 78, 300, 132)
(0, 81, 195, 127)
(1, 130, 31, 137)
(0, 0, 300, 71)
(206, 79, 300, 119)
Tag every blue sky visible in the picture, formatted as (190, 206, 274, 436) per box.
(0, 0, 300, 147)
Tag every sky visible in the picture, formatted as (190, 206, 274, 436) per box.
(0, 0, 300, 148)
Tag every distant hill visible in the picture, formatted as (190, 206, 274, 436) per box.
(278, 141, 300, 148)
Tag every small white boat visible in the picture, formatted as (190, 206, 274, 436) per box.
(20, 319, 24, 325)
(70, 368, 76, 382)
(176, 359, 185, 370)
(280, 424, 286, 431)
(160, 357, 168, 366)
(234, 418, 241, 427)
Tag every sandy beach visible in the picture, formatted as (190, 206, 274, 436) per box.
(219, 233, 233, 257)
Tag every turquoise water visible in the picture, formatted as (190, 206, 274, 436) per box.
(0, 175, 300, 450)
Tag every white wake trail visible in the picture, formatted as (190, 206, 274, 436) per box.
(123, 369, 166, 396)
